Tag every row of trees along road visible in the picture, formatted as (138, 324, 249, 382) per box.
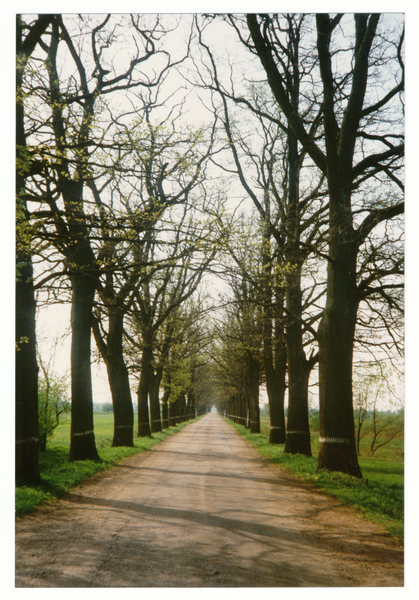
(16, 13, 404, 485)
(194, 14, 404, 477)
(16, 14, 223, 485)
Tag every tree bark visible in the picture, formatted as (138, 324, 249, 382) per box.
(15, 14, 53, 486)
(178, 393, 187, 423)
(137, 345, 152, 437)
(283, 88, 312, 455)
(69, 272, 100, 462)
(284, 350, 312, 455)
(169, 397, 178, 427)
(248, 356, 261, 433)
(250, 385, 260, 433)
(284, 266, 312, 456)
(149, 368, 163, 433)
(263, 303, 287, 443)
(317, 241, 362, 476)
(261, 190, 287, 444)
(161, 389, 170, 429)
(187, 390, 196, 419)
(105, 312, 134, 446)
(243, 393, 249, 427)
(15, 255, 41, 484)
(38, 435, 47, 453)
(266, 360, 287, 444)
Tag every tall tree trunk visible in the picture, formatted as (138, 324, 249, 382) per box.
(317, 240, 362, 476)
(178, 393, 187, 422)
(15, 255, 41, 484)
(284, 348, 312, 456)
(271, 307, 288, 443)
(266, 359, 287, 444)
(137, 345, 152, 437)
(149, 368, 163, 433)
(242, 393, 249, 427)
(15, 14, 51, 486)
(250, 379, 260, 433)
(283, 124, 312, 456)
(169, 397, 178, 427)
(187, 390, 196, 419)
(263, 257, 287, 444)
(161, 388, 170, 429)
(261, 191, 287, 444)
(248, 356, 260, 433)
(46, 18, 100, 462)
(69, 272, 100, 461)
(284, 266, 312, 456)
(38, 434, 47, 453)
(313, 13, 370, 478)
(106, 312, 134, 447)
(245, 13, 397, 477)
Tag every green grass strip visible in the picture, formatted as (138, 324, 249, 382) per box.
(224, 418, 404, 542)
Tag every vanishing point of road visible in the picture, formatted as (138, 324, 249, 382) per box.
(15, 412, 403, 587)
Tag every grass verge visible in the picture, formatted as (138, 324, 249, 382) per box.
(225, 418, 404, 542)
(16, 415, 201, 517)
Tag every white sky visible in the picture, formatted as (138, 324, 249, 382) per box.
(3, 2, 418, 598)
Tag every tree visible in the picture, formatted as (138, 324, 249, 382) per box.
(210, 206, 286, 436)
(353, 360, 404, 455)
(19, 14, 189, 460)
(244, 13, 404, 476)
(16, 13, 54, 486)
(211, 253, 263, 433)
(38, 371, 71, 452)
(194, 17, 330, 452)
(201, 47, 328, 451)
(90, 95, 217, 445)
(355, 214, 404, 366)
(35, 335, 71, 451)
(260, 213, 288, 444)
(369, 407, 404, 456)
(191, 361, 224, 415)
(353, 392, 369, 456)
(156, 299, 212, 424)
(124, 196, 223, 435)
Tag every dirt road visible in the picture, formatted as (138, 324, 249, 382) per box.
(15, 412, 403, 587)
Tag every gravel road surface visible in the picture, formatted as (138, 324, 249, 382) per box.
(15, 412, 404, 587)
